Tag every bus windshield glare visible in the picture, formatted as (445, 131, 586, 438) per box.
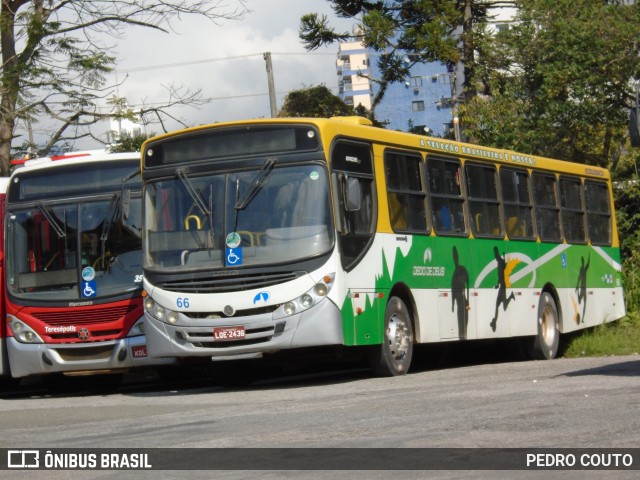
(7, 196, 143, 301)
(143, 164, 334, 271)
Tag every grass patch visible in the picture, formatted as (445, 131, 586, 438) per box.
(563, 312, 640, 357)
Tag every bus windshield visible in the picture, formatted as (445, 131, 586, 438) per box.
(7, 195, 143, 301)
(143, 163, 334, 271)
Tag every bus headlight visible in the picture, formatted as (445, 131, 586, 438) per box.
(278, 273, 335, 318)
(8, 319, 43, 344)
(144, 297, 179, 325)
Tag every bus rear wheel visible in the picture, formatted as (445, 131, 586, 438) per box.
(524, 292, 560, 360)
(368, 296, 414, 376)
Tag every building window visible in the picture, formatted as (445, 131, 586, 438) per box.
(412, 101, 425, 112)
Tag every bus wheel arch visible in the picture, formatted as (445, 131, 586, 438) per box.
(368, 286, 415, 376)
(524, 286, 561, 360)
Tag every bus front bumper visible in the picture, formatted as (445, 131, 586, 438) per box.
(5, 335, 175, 379)
(144, 297, 344, 359)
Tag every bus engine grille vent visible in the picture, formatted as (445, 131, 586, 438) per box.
(159, 271, 305, 293)
(32, 305, 138, 326)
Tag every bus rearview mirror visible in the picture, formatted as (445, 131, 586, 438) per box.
(345, 177, 361, 212)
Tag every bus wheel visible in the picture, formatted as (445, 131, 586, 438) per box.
(526, 292, 560, 360)
(368, 296, 414, 376)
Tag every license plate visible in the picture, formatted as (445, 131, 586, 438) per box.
(131, 345, 148, 358)
(213, 326, 246, 341)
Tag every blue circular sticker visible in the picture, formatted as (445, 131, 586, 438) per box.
(82, 266, 95, 281)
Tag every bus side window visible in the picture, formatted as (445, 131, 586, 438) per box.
(560, 176, 586, 244)
(384, 151, 428, 233)
(426, 156, 466, 236)
(331, 140, 376, 270)
(465, 163, 502, 237)
(584, 181, 611, 245)
(500, 168, 534, 240)
(532, 173, 561, 242)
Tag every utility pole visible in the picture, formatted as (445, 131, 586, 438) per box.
(263, 52, 277, 117)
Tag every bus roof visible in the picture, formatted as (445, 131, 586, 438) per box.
(11, 150, 139, 175)
(142, 116, 610, 180)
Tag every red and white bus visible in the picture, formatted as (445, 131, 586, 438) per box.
(1, 151, 172, 385)
(0, 176, 11, 385)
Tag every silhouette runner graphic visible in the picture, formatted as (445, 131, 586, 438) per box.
(490, 246, 516, 332)
(451, 246, 470, 339)
(575, 253, 591, 324)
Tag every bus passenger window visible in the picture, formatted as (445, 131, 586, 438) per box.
(533, 173, 561, 242)
(384, 151, 427, 233)
(427, 156, 466, 236)
(560, 177, 586, 243)
(465, 163, 502, 238)
(500, 168, 534, 240)
(584, 181, 611, 245)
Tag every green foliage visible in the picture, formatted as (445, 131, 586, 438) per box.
(278, 84, 356, 118)
(300, 0, 469, 109)
(614, 177, 640, 314)
(299, 13, 351, 50)
(563, 313, 640, 357)
(463, 0, 640, 166)
(108, 132, 152, 153)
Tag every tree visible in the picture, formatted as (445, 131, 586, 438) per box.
(107, 131, 153, 153)
(462, 0, 640, 167)
(278, 84, 356, 118)
(0, 1, 247, 175)
(299, 1, 513, 112)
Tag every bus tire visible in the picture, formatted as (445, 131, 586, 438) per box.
(526, 292, 560, 360)
(368, 296, 414, 376)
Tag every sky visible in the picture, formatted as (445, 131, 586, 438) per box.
(17, 0, 354, 152)
(95, 0, 355, 146)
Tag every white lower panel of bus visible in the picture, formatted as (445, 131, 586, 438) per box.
(413, 286, 624, 343)
(144, 297, 343, 359)
(6, 335, 176, 378)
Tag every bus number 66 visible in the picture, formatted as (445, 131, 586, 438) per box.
(176, 297, 190, 309)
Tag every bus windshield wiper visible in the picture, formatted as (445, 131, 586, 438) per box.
(122, 169, 140, 184)
(36, 201, 66, 238)
(235, 158, 276, 210)
(99, 193, 121, 269)
(177, 168, 212, 217)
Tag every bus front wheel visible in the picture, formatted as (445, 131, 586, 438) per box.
(368, 296, 414, 376)
(524, 292, 560, 360)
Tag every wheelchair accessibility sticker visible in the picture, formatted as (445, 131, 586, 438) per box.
(226, 247, 243, 267)
(82, 281, 97, 298)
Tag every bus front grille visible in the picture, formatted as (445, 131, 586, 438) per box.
(179, 323, 282, 349)
(32, 305, 138, 326)
(159, 271, 305, 293)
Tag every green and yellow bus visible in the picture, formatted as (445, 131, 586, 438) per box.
(139, 116, 624, 376)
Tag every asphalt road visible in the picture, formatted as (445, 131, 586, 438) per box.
(1, 350, 639, 479)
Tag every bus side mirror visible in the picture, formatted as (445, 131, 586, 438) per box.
(344, 177, 361, 212)
(122, 188, 131, 220)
